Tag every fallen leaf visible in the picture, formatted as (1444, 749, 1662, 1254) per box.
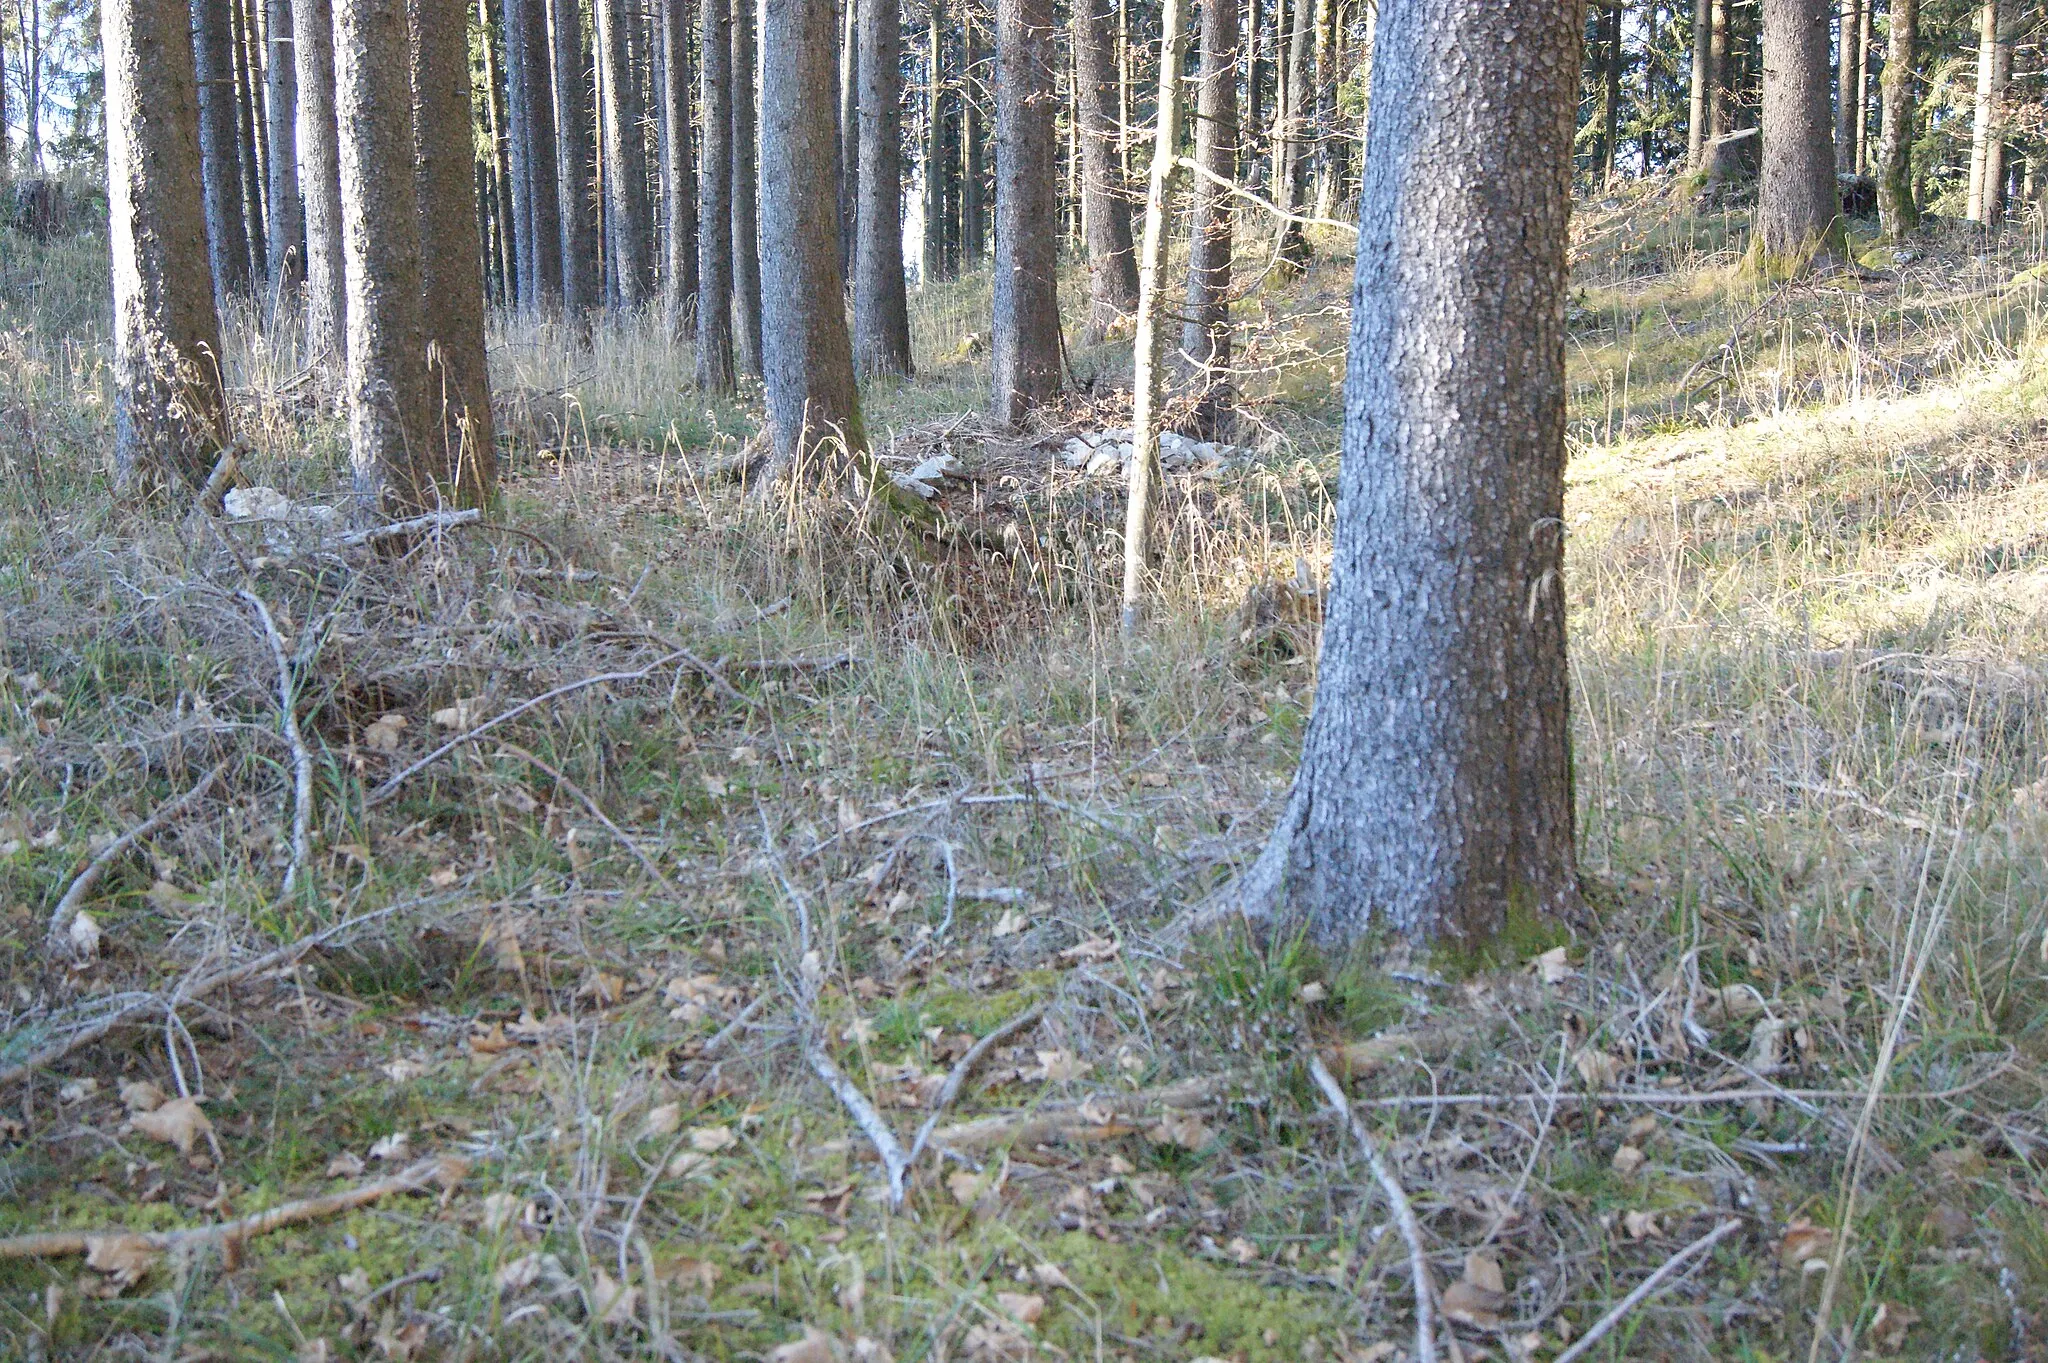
(428, 866, 462, 889)
(1531, 945, 1573, 983)
(1625, 1114, 1659, 1141)
(338, 1268, 373, 1296)
(1149, 1111, 1210, 1150)
(380, 1058, 427, 1083)
(1778, 1218, 1835, 1272)
(689, 1124, 737, 1153)
(1297, 981, 1329, 1003)
(368, 1131, 411, 1161)
(373, 1319, 428, 1360)
(1029, 1263, 1075, 1291)
(130, 1097, 211, 1156)
(1058, 936, 1119, 964)
(667, 1150, 713, 1179)
(1611, 1143, 1646, 1176)
(120, 1079, 167, 1113)
(1033, 1048, 1088, 1083)
(1441, 1277, 1506, 1329)
(851, 1338, 894, 1363)
(326, 1152, 366, 1178)
(58, 1078, 98, 1104)
(364, 713, 408, 752)
(1463, 1251, 1506, 1295)
(431, 698, 484, 731)
(481, 1191, 519, 1233)
(84, 1234, 159, 1291)
(1572, 1046, 1623, 1087)
(768, 1325, 842, 1363)
(592, 1268, 639, 1324)
(468, 1023, 513, 1055)
(68, 911, 103, 960)
(1224, 1237, 1258, 1264)
(297, 1340, 334, 1363)
(991, 908, 1026, 938)
(1622, 1209, 1660, 1240)
(640, 1102, 682, 1141)
(1867, 1301, 1918, 1352)
(663, 1256, 720, 1295)
(995, 1291, 1044, 1325)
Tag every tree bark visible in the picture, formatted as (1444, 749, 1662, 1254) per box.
(697, 0, 738, 391)
(1181, 0, 1238, 439)
(660, 0, 699, 334)
(1688, 0, 1711, 163)
(480, 0, 519, 301)
(990, 0, 1061, 424)
(1709, 0, 1729, 135)
(334, 0, 433, 510)
(412, 0, 496, 504)
(1599, 2, 1621, 183)
(960, 12, 984, 264)
(1244, 0, 1264, 187)
(1876, 0, 1917, 235)
(194, 0, 253, 298)
(731, 0, 764, 371)
(294, 0, 348, 368)
(922, 0, 946, 282)
(1272, 0, 1311, 269)
(1966, 0, 2012, 225)
(233, 0, 271, 283)
(840, 0, 860, 274)
(104, 0, 232, 492)
(506, 0, 562, 310)
(1853, 0, 1870, 173)
(554, 0, 602, 318)
(1834, 0, 1856, 170)
(265, 0, 304, 290)
(596, 0, 652, 304)
(1239, 0, 1581, 950)
(1075, 0, 1137, 343)
(853, 0, 914, 375)
(760, 0, 867, 466)
(1752, 0, 1840, 271)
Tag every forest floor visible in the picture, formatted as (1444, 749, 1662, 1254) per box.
(0, 178, 2045, 1363)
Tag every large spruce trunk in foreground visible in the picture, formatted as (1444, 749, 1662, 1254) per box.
(852, 0, 913, 376)
(1753, 0, 1841, 271)
(990, 0, 1062, 425)
(1237, 0, 1583, 950)
(760, 0, 867, 464)
(1074, 0, 1136, 343)
(105, 0, 232, 491)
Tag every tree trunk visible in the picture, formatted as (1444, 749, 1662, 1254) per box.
(1752, 0, 1840, 271)
(1273, 0, 1311, 269)
(921, 0, 946, 282)
(990, 0, 1062, 425)
(661, 0, 699, 334)
(731, 0, 764, 371)
(233, 0, 271, 283)
(0, 12, 10, 196)
(760, 0, 867, 467)
(1688, 0, 1711, 163)
(1709, 0, 1729, 135)
(334, 0, 433, 511)
(1834, 0, 1857, 169)
(104, 0, 232, 492)
(294, 0, 347, 368)
(840, 0, 860, 274)
(697, 0, 738, 391)
(961, 12, 984, 264)
(194, 0, 253, 298)
(555, 0, 602, 318)
(853, 0, 914, 375)
(1119, 0, 1189, 632)
(1876, 0, 1917, 235)
(1853, 0, 1870, 173)
(1238, 0, 1581, 950)
(595, 0, 652, 304)
(508, 0, 562, 310)
(265, 0, 304, 291)
(1075, 0, 1137, 342)
(480, 0, 519, 302)
(1600, 2, 1621, 183)
(412, 0, 496, 505)
(1182, 0, 1238, 439)
(1966, 0, 2012, 225)
(1244, 0, 1264, 187)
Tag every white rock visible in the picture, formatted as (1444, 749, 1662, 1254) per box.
(1060, 438, 1092, 467)
(1084, 448, 1120, 477)
(223, 486, 296, 520)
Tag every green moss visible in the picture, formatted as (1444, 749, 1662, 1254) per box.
(1428, 886, 1570, 977)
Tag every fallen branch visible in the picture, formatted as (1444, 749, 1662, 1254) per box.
(0, 1157, 462, 1263)
(907, 1004, 1047, 1167)
(845, 1072, 1239, 1157)
(697, 994, 770, 1059)
(365, 649, 693, 806)
(724, 652, 859, 673)
(1551, 1218, 1743, 1363)
(336, 509, 482, 547)
(808, 1042, 914, 1206)
(45, 760, 232, 956)
(1309, 1053, 1437, 1363)
(238, 590, 313, 898)
(495, 741, 678, 895)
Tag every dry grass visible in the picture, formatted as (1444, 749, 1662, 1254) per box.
(0, 186, 2043, 1363)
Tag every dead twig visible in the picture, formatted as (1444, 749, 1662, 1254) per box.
(336, 509, 482, 547)
(1551, 1219, 1744, 1363)
(494, 741, 678, 895)
(907, 1004, 1048, 1167)
(238, 590, 314, 898)
(44, 760, 232, 956)
(1309, 1053, 1437, 1363)
(808, 1042, 914, 1206)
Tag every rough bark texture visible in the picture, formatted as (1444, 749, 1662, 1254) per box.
(265, 0, 304, 290)
(194, 0, 253, 298)
(731, 0, 764, 372)
(960, 16, 984, 264)
(1272, 0, 1311, 268)
(760, 0, 867, 464)
(1241, 0, 1582, 950)
(412, 0, 496, 504)
(990, 0, 1061, 425)
(505, 0, 562, 310)
(1181, 0, 1238, 438)
(232, 0, 271, 282)
(105, 0, 232, 491)
(335, 0, 432, 511)
(1688, 0, 1711, 163)
(597, 0, 653, 304)
(921, 0, 946, 283)
(661, 0, 699, 334)
(839, 0, 859, 273)
(1876, 0, 1917, 236)
(482, 0, 518, 300)
(555, 0, 602, 317)
(1074, 0, 1136, 342)
(697, 0, 738, 392)
(1753, 0, 1840, 270)
(1834, 0, 1857, 169)
(1966, 0, 2012, 225)
(853, 0, 914, 376)
(294, 0, 348, 366)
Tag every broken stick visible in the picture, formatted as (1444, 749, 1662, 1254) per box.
(45, 760, 232, 957)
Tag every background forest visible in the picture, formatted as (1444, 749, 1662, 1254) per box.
(2, 1, 2047, 1362)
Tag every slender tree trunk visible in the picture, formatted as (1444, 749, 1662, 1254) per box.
(922, 0, 946, 282)
(961, 12, 984, 265)
(554, 0, 602, 318)
(510, 0, 563, 309)
(732, 0, 764, 370)
(1876, 0, 1917, 235)
(1688, 0, 1711, 163)
(1753, 0, 1841, 271)
(853, 0, 914, 374)
(194, 0, 252, 298)
(335, 0, 433, 511)
(597, 0, 652, 305)
(1854, 0, 1870, 173)
(1967, 0, 2012, 225)
(1273, 0, 1311, 268)
(661, 0, 699, 334)
(990, 0, 1062, 424)
(1119, 0, 1189, 632)
(1709, 0, 1729, 135)
(480, 0, 519, 302)
(1075, 0, 1137, 341)
(104, 0, 231, 492)
(1244, 0, 1264, 187)
(293, 0, 347, 369)
(1239, 0, 1581, 949)
(1599, 2, 1621, 182)
(234, 0, 271, 283)
(501, 0, 536, 304)
(0, 15, 10, 195)
(697, 0, 738, 390)
(413, 0, 496, 504)
(265, 0, 304, 291)
(1834, 0, 1857, 169)
(840, 0, 860, 273)
(760, 0, 867, 467)
(1182, 0, 1238, 439)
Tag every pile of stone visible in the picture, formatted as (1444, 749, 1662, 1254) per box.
(1057, 429, 1254, 479)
